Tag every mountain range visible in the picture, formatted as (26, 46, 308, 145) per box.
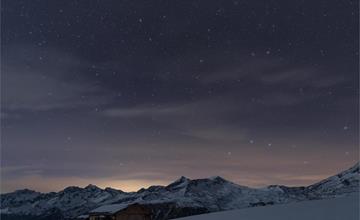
(1, 162, 358, 220)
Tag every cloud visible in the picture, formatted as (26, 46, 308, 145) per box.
(0, 112, 22, 119)
(1, 45, 112, 112)
(102, 105, 185, 118)
(259, 67, 314, 84)
(2, 71, 107, 111)
(100, 97, 252, 142)
(198, 56, 348, 89)
(199, 58, 282, 84)
(180, 128, 248, 142)
(259, 92, 309, 106)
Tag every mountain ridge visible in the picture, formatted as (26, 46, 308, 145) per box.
(1, 162, 359, 220)
(4, 163, 358, 195)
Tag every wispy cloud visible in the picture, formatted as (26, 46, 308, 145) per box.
(102, 105, 185, 118)
(1, 45, 112, 112)
(198, 57, 348, 89)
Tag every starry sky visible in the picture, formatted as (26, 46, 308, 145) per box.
(1, 0, 359, 193)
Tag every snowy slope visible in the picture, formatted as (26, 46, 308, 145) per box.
(176, 193, 359, 220)
(1, 163, 359, 220)
(306, 162, 359, 198)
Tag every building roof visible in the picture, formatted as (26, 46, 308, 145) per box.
(89, 203, 130, 214)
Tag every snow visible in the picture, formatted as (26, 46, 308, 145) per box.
(167, 176, 190, 189)
(306, 162, 359, 198)
(0, 208, 10, 214)
(1, 163, 358, 219)
(90, 193, 111, 203)
(89, 203, 130, 214)
(176, 193, 359, 220)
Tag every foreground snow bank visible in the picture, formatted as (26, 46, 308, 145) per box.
(176, 193, 359, 220)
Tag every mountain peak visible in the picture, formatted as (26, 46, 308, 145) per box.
(209, 176, 227, 182)
(166, 176, 191, 190)
(105, 187, 124, 193)
(63, 186, 82, 192)
(178, 176, 191, 182)
(85, 184, 101, 190)
(13, 189, 39, 194)
(173, 176, 191, 184)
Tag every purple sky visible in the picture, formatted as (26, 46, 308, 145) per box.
(1, 0, 358, 193)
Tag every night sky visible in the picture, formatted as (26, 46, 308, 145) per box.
(1, 0, 359, 193)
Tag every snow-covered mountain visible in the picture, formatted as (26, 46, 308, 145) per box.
(1, 163, 358, 220)
(306, 162, 359, 198)
(0, 185, 127, 219)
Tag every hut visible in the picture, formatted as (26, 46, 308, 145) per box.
(89, 203, 152, 220)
